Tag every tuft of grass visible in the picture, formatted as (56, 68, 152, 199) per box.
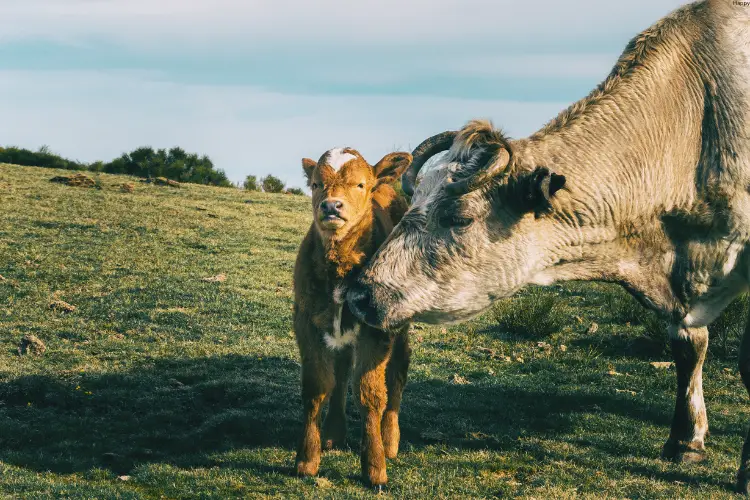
(491, 289, 567, 339)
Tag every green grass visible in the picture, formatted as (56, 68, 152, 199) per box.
(1, 163, 749, 498)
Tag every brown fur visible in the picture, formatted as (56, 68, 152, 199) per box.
(293, 148, 411, 487)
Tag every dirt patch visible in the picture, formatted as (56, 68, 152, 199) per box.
(50, 174, 97, 188)
(153, 177, 180, 188)
(18, 334, 46, 356)
(49, 300, 77, 313)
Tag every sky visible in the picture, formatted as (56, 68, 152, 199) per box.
(0, 0, 686, 188)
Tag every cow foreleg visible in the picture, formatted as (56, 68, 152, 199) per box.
(322, 346, 353, 450)
(662, 325, 708, 463)
(382, 328, 411, 459)
(353, 329, 392, 489)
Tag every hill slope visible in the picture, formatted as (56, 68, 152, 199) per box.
(0, 163, 747, 498)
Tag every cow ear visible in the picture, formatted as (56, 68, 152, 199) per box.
(302, 158, 317, 186)
(515, 167, 566, 210)
(373, 152, 413, 187)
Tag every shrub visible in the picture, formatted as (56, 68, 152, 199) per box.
(243, 175, 260, 191)
(101, 146, 232, 187)
(286, 187, 306, 196)
(261, 175, 285, 193)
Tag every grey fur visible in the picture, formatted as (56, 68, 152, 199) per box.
(348, 0, 750, 489)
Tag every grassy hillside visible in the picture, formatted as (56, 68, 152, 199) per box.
(0, 163, 748, 498)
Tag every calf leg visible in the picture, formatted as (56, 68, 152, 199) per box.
(322, 346, 353, 450)
(662, 325, 709, 463)
(353, 330, 393, 488)
(736, 310, 750, 494)
(382, 329, 411, 459)
(295, 348, 335, 477)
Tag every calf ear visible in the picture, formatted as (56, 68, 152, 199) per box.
(302, 158, 317, 186)
(373, 152, 413, 186)
(515, 167, 566, 210)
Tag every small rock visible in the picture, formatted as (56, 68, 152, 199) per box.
(17, 334, 46, 356)
(650, 362, 674, 370)
(50, 173, 96, 188)
(314, 477, 333, 489)
(202, 274, 226, 283)
(420, 429, 447, 441)
(118, 475, 131, 482)
(615, 389, 637, 396)
(440, 328, 448, 334)
(587, 322, 599, 334)
(49, 300, 76, 313)
(168, 378, 185, 388)
(559, 345, 568, 352)
(450, 373, 470, 385)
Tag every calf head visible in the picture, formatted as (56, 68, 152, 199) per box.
(302, 148, 412, 241)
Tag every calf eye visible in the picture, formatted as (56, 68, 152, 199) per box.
(357, 183, 365, 189)
(311, 183, 318, 190)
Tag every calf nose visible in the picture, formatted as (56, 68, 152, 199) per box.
(320, 199, 344, 215)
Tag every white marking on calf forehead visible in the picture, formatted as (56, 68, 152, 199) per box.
(324, 148, 357, 172)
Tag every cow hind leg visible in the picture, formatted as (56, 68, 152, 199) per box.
(382, 329, 411, 459)
(736, 306, 750, 494)
(661, 325, 709, 464)
(353, 330, 393, 489)
(295, 349, 335, 477)
(322, 346, 353, 450)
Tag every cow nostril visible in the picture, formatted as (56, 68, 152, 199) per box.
(334, 200, 343, 209)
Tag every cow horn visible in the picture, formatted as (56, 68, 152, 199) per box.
(401, 131, 457, 196)
(444, 148, 511, 197)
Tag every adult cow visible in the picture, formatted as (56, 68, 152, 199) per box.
(347, 0, 750, 492)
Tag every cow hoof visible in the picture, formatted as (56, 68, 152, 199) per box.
(678, 448, 707, 464)
(661, 440, 706, 464)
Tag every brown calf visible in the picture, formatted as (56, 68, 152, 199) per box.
(293, 147, 412, 489)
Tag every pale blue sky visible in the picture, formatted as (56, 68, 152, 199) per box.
(0, 0, 684, 188)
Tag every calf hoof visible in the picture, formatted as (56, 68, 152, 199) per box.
(661, 440, 706, 464)
(738, 469, 750, 496)
(371, 483, 387, 494)
(295, 459, 320, 478)
(322, 427, 347, 451)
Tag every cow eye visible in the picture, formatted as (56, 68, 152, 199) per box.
(357, 183, 365, 189)
(311, 183, 318, 190)
(438, 214, 473, 229)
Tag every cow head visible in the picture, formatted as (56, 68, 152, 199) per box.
(302, 148, 412, 240)
(347, 120, 567, 330)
